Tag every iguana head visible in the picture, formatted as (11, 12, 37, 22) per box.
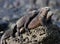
(38, 7, 50, 18)
(39, 7, 53, 25)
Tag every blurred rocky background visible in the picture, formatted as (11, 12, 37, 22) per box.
(0, 0, 60, 44)
(0, 0, 60, 23)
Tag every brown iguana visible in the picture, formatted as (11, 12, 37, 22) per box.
(1, 7, 53, 44)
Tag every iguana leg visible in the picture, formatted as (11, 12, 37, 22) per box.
(16, 27, 21, 36)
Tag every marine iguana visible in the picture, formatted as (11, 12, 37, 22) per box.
(15, 10, 39, 36)
(28, 10, 53, 29)
(0, 9, 38, 44)
(0, 7, 53, 44)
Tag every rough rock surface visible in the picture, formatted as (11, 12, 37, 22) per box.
(4, 24, 60, 44)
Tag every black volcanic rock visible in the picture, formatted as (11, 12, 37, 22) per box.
(0, 20, 9, 32)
